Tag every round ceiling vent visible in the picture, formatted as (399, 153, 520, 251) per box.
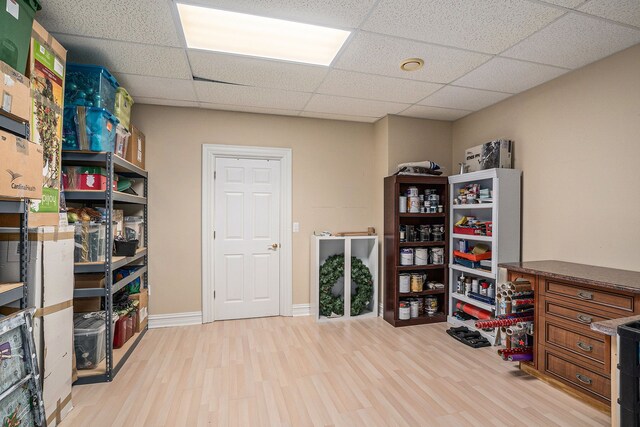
(400, 58, 424, 72)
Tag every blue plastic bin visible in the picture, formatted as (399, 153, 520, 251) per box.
(65, 64, 119, 113)
(63, 106, 119, 152)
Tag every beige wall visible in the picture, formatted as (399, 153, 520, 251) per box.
(452, 44, 640, 271)
(387, 115, 452, 175)
(132, 106, 376, 314)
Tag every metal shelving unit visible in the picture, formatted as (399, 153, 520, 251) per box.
(62, 151, 148, 384)
(0, 111, 30, 310)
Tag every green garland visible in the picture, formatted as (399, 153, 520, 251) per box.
(319, 254, 373, 317)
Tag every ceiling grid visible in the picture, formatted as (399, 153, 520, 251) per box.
(36, 0, 640, 122)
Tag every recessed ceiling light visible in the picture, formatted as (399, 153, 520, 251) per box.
(176, 4, 351, 66)
(400, 58, 425, 72)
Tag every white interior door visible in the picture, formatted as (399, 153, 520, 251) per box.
(214, 157, 281, 320)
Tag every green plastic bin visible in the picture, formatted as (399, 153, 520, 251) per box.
(0, 0, 41, 75)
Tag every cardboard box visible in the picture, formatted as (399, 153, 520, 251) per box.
(27, 20, 67, 223)
(73, 273, 104, 313)
(0, 226, 74, 426)
(0, 129, 43, 199)
(129, 288, 148, 332)
(0, 60, 30, 122)
(126, 125, 145, 169)
(464, 139, 513, 172)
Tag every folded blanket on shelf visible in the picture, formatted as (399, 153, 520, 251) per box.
(394, 160, 443, 176)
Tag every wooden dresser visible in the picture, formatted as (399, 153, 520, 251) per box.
(500, 261, 640, 413)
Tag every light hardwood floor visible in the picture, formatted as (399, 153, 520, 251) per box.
(64, 316, 610, 427)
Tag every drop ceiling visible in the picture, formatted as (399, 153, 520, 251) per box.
(38, 0, 640, 123)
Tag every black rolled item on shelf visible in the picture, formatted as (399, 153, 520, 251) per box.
(618, 321, 640, 427)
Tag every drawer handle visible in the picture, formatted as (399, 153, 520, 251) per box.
(577, 341, 593, 352)
(576, 314, 592, 324)
(576, 373, 593, 385)
(577, 290, 593, 300)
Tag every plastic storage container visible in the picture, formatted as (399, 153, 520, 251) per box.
(0, 0, 41, 74)
(114, 124, 130, 159)
(62, 106, 119, 152)
(74, 222, 106, 262)
(74, 313, 106, 369)
(124, 216, 145, 248)
(114, 87, 134, 130)
(65, 63, 119, 112)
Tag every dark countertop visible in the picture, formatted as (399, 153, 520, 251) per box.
(499, 260, 640, 294)
(592, 315, 640, 336)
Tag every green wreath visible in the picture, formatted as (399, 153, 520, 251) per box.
(319, 254, 373, 317)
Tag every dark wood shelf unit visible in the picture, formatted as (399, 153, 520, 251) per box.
(396, 264, 446, 271)
(399, 241, 446, 247)
(399, 290, 446, 297)
(383, 175, 449, 327)
(392, 312, 447, 326)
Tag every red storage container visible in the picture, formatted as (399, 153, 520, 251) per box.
(125, 312, 135, 341)
(113, 315, 127, 349)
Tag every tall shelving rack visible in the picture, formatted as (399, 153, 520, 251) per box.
(62, 151, 148, 384)
(383, 175, 449, 327)
(0, 111, 30, 310)
(447, 168, 521, 344)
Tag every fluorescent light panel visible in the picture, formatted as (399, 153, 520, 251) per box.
(177, 4, 351, 66)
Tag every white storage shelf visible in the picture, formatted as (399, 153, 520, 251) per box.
(447, 169, 521, 345)
(310, 236, 378, 322)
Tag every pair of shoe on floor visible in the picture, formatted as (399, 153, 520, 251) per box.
(446, 326, 491, 348)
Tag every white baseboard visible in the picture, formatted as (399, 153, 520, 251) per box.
(379, 302, 383, 315)
(148, 311, 203, 329)
(292, 304, 310, 317)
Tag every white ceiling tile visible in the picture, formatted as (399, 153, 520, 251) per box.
(335, 32, 491, 84)
(400, 105, 472, 121)
(304, 94, 409, 117)
(453, 57, 569, 93)
(194, 82, 311, 110)
(135, 98, 201, 108)
(419, 86, 512, 110)
(188, 51, 328, 92)
(54, 34, 192, 80)
(113, 74, 197, 102)
(317, 70, 442, 104)
(363, 0, 565, 54)
(538, 0, 586, 8)
(299, 111, 378, 123)
(180, 0, 377, 28)
(502, 12, 640, 69)
(198, 102, 301, 117)
(38, 0, 181, 47)
(579, 0, 640, 28)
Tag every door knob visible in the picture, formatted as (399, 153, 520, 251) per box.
(269, 243, 280, 250)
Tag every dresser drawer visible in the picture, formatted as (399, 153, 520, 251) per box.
(544, 321, 606, 369)
(544, 279, 634, 313)
(545, 351, 610, 400)
(543, 299, 612, 331)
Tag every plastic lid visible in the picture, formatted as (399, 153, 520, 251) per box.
(124, 216, 144, 222)
(74, 312, 106, 334)
(67, 63, 120, 88)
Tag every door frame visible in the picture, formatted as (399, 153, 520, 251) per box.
(202, 144, 293, 323)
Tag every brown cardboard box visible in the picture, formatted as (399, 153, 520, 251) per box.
(0, 129, 43, 199)
(126, 125, 145, 169)
(73, 273, 104, 313)
(129, 288, 148, 332)
(27, 20, 67, 225)
(0, 60, 30, 122)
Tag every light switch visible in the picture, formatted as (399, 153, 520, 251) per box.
(293, 222, 300, 232)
